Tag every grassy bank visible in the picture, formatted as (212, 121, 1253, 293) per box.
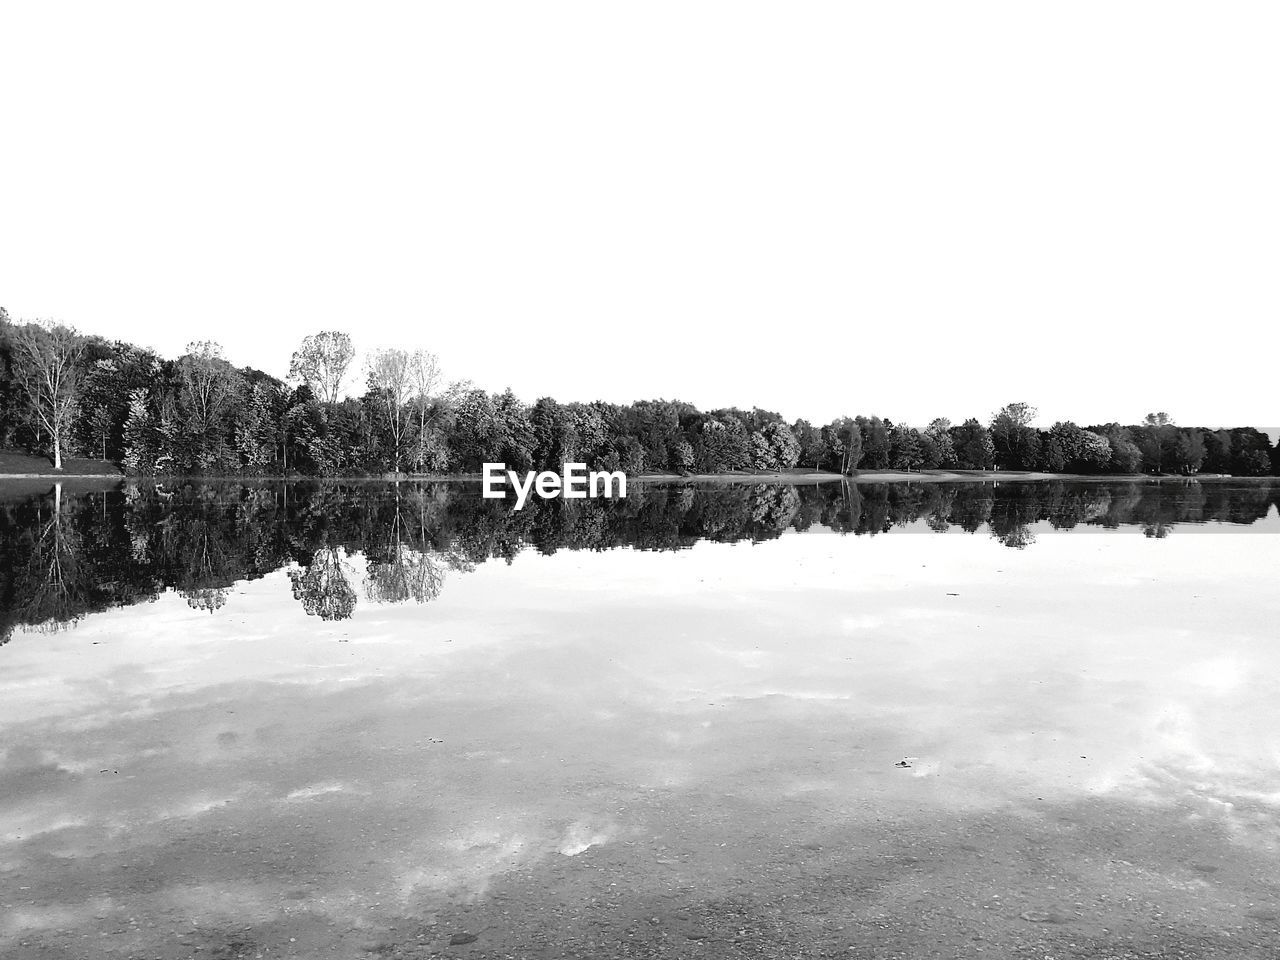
(0, 450, 123, 477)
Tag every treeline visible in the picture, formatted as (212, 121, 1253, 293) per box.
(3, 479, 1278, 642)
(3, 313, 1278, 478)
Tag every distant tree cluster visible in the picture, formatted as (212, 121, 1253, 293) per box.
(1, 311, 1277, 478)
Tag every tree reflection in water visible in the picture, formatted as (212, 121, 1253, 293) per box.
(290, 547, 356, 621)
(0, 477, 1275, 638)
(14, 483, 90, 632)
(363, 487, 473, 608)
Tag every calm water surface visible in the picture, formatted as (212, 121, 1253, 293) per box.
(2, 479, 1280, 959)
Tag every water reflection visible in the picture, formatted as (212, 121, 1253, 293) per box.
(3, 479, 1280, 957)
(1, 478, 1276, 641)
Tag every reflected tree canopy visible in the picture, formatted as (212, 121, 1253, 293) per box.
(12, 486, 91, 632)
(0, 478, 1276, 639)
(290, 547, 356, 621)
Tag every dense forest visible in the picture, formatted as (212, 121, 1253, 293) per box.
(3, 311, 1278, 478)
(4, 478, 1278, 642)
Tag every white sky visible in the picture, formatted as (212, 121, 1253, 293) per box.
(1, 3, 1277, 431)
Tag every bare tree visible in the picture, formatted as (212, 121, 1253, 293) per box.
(365, 348, 413, 471)
(13, 321, 84, 470)
(408, 350, 443, 471)
(178, 341, 241, 444)
(290, 331, 355, 404)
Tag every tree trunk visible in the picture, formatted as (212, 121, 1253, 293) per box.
(53, 429, 63, 471)
(419, 404, 427, 472)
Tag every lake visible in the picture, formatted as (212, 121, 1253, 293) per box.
(3, 478, 1280, 959)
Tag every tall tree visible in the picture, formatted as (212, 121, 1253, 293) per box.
(923, 418, 957, 468)
(1227, 427, 1273, 476)
(832, 418, 863, 474)
(1105, 428, 1143, 474)
(407, 349, 445, 471)
(121, 388, 157, 474)
(750, 421, 800, 470)
(889, 424, 924, 472)
(1172, 429, 1206, 475)
(856, 416, 891, 469)
(12, 321, 84, 470)
(289, 331, 355, 404)
(1136, 413, 1176, 473)
(991, 402, 1040, 470)
(177, 341, 243, 468)
(792, 419, 826, 470)
(995, 402, 1037, 427)
(951, 419, 995, 470)
(365, 348, 414, 471)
